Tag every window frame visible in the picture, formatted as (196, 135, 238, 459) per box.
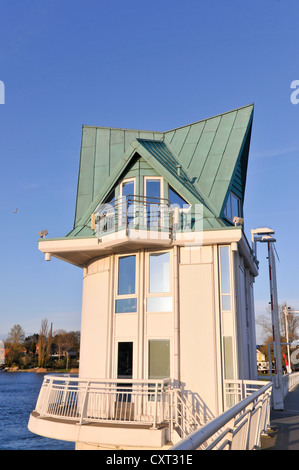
(120, 177, 136, 198)
(119, 177, 136, 228)
(144, 176, 164, 200)
(219, 245, 232, 312)
(115, 253, 138, 314)
(225, 192, 241, 223)
(145, 250, 173, 313)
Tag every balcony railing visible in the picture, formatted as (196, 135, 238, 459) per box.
(172, 380, 272, 450)
(35, 376, 173, 428)
(94, 195, 196, 241)
(31, 375, 271, 448)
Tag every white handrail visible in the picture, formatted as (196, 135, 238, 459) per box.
(34, 375, 172, 427)
(171, 381, 272, 450)
(33, 375, 274, 449)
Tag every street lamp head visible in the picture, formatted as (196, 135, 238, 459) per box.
(251, 227, 275, 243)
(254, 235, 276, 243)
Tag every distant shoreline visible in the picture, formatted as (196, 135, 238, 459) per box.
(1, 367, 79, 374)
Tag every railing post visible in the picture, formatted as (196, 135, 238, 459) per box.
(153, 382, 158, 429)
(79, 381, 90, 425)
(39, 377, 53, 417)
(168, 387, 173, 438)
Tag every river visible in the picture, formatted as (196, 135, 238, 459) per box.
(0, 371, 75, 450)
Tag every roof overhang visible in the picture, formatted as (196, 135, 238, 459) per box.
(38, 227, 258, 275)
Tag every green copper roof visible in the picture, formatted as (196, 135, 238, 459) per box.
(68, 104, 253, 237)
(164, 104, 253, 216)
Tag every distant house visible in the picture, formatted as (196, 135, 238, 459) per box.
(257, 348, 270, 374)
(29, 104, 259, 450)
(257, 348, 266, 363)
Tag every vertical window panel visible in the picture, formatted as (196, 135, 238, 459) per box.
(220, 246, 231, 311)
(231, 193, 240, 218)
(146, 179, 161, 201)
(149, 252, 170, 293)
(148, 340, 170, 379)
(220, 247, 231, 294)
(223, 336, 234, 380)
(118, 255, 136, 295)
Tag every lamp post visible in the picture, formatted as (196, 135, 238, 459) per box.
(251, 228, 284, 410)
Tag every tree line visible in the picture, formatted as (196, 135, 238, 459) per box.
(256, 302, 299, 368)
(3, 318, 80, 370)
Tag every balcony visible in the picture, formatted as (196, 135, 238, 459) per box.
(95, 195, 175, 241)
(37, 196, 204, 267)
(28, 375, 205, 449)
(28, 375, 269, 449)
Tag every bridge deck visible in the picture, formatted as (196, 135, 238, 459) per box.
(261, 384, 299, 450)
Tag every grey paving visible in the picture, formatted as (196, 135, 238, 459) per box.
(261, 384, 299, 450)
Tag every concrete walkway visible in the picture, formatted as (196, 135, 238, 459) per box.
(261, 384, 299, 450)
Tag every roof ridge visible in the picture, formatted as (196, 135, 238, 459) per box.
(82, 124, 163, 133)
(165, 103, 254, 133)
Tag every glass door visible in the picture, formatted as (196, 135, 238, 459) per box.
(117, 342, 133, 403)
(117, 342, 133, 379)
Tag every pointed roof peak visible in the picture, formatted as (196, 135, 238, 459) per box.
(165, 103, 254, 133)
(71, 104, 254, 234)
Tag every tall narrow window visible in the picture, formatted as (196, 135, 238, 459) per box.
(146, 252, 172, 312)
(223, 336, 234, 380)
(219, 246, 231, 311)
(115, 255, 137, 313)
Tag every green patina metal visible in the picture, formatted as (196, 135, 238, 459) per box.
(65, 104, 253, 239)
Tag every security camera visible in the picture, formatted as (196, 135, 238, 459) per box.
(233, 216, 244, 226)
(39, 230, 48, 238)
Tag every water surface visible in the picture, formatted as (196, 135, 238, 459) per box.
(0, 371, 75, 450)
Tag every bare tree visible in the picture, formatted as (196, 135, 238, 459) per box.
(53, 330, 80, 359)
(256, 302, 299, 363)
(37, 318, 49, 367)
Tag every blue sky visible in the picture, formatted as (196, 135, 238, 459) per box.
(0, 0, 299, 342)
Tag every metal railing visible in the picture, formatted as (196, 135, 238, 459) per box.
(224, 379, 269, 409)
(282, 371, 299, 396)
(33, 375, 271, 448)
(35, 375, 172, 427)
(94, 195, 198, 241)
(171, 380, 272, 450)
(95, 195, 174, 239)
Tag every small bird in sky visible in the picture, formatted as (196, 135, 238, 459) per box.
(13, 209, 19, 213)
